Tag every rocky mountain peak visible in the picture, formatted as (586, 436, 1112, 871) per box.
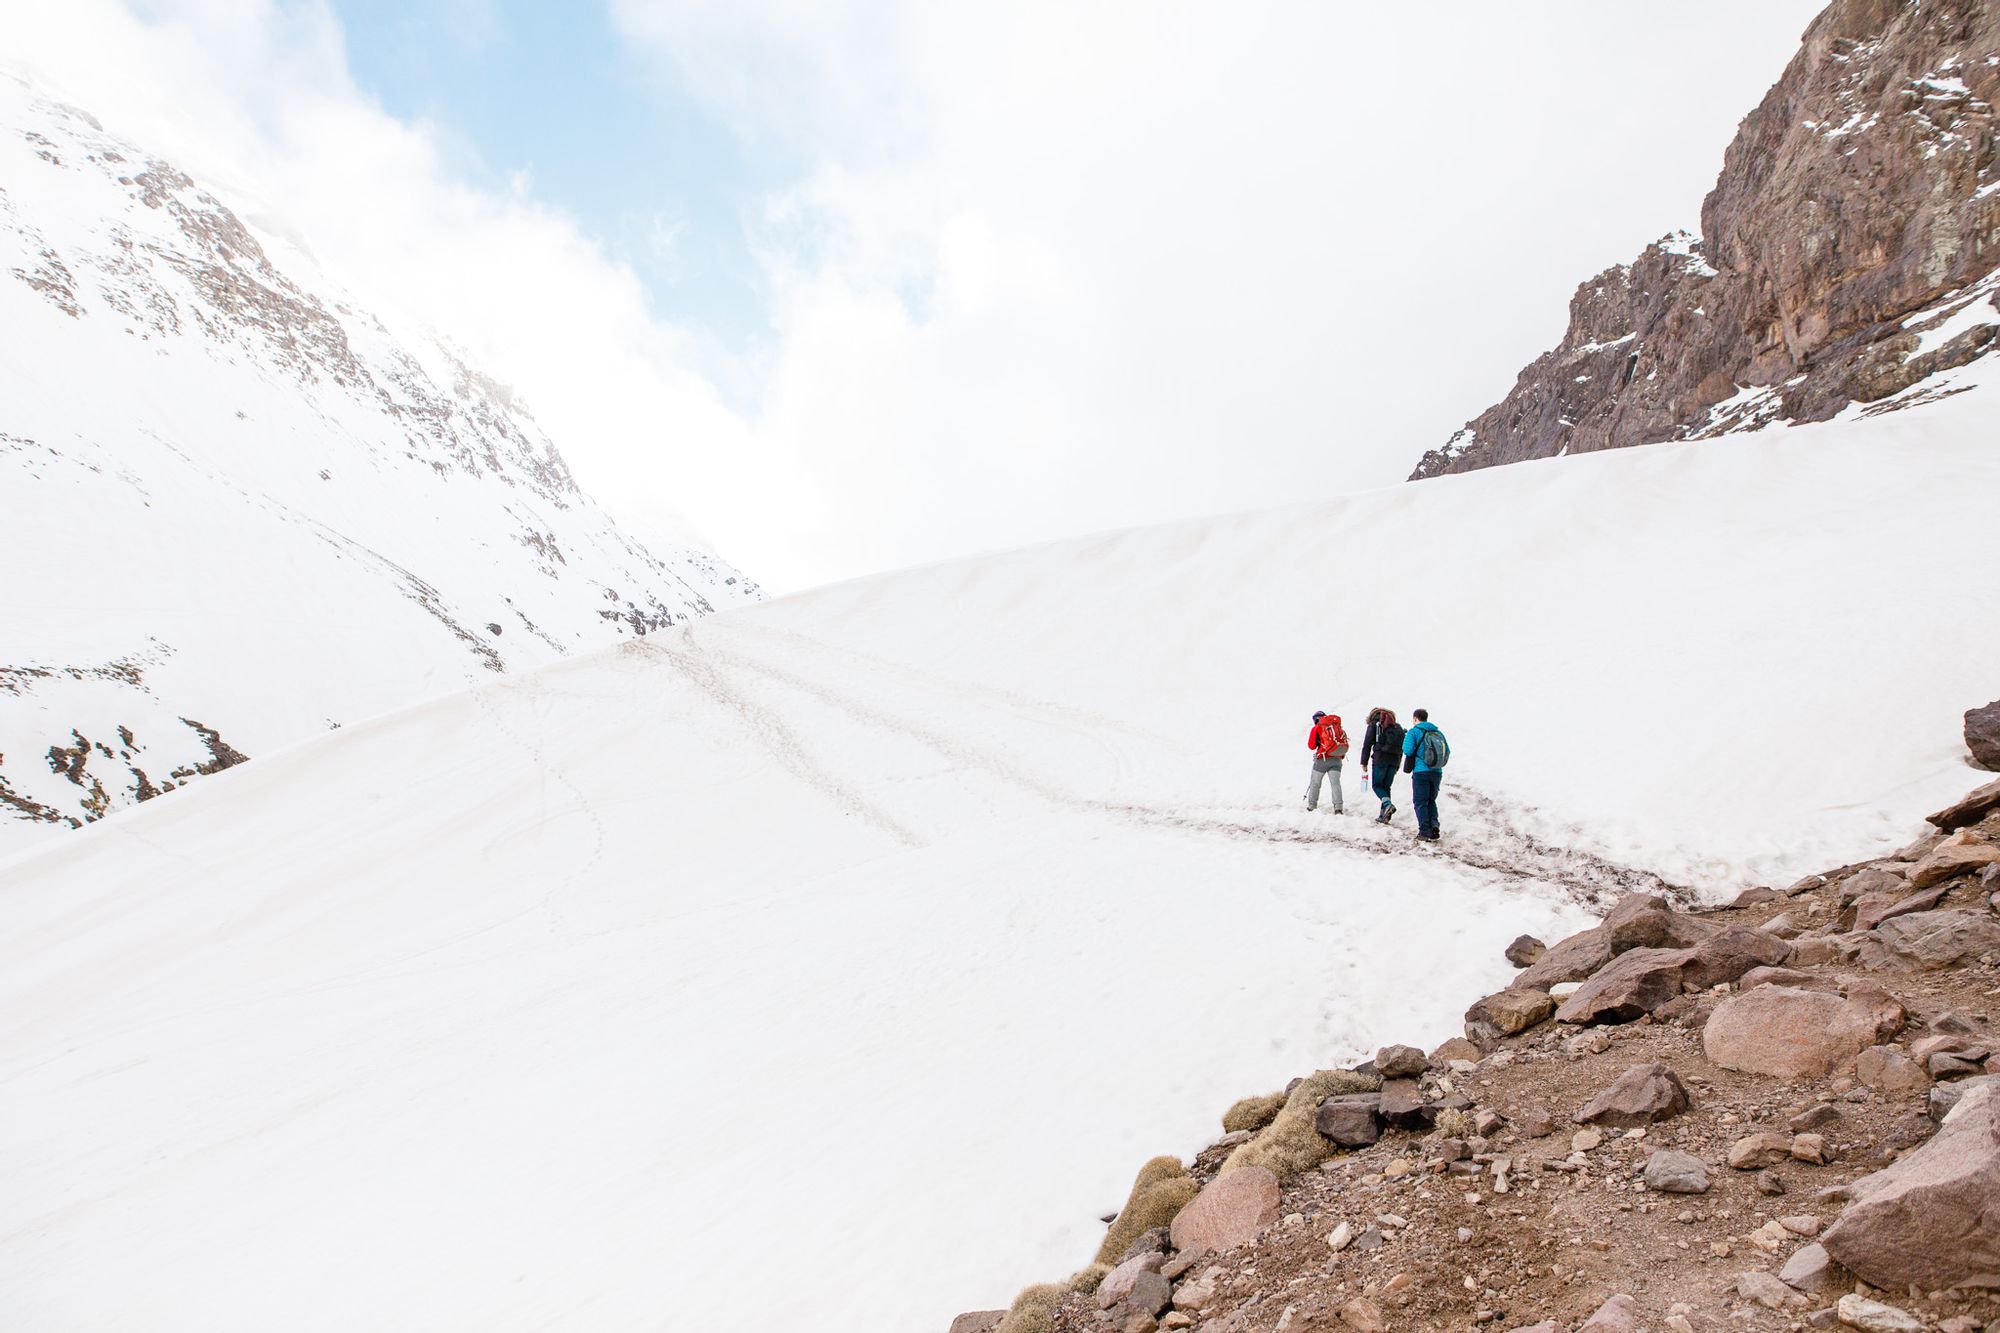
(1412, 0, 1999, 480)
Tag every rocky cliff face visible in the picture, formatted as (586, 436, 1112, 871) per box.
(0, 74, 760, 847)
(1412, 0, 2000, 480)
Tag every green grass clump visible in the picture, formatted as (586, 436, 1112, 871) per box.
(1222, 1069, 1381, 1180)
(1222, 1091, 1287, 1134)
(1093, 1156, 1199, 1265)
(994, 1283, 1066, 1333)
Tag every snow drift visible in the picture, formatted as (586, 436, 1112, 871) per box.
(2, 371, 1997, 1331)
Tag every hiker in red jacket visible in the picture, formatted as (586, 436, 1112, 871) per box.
(1304, 710, 1349, 813)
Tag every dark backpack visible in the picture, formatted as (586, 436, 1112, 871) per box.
(1418, 728, 1449, 769)
(1376, 722, 1405, 765)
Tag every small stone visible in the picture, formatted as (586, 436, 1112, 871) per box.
(1790, 1103, 1842, 1132)
(1643, 1148, 1711, 1194)
(1728, 1132, 1793, 1169)
(1375, 1044, 1427, 1078)
(1574, 1062, 1693, 1127)
(1351, 1227, 1385, 1252)
(1856, 1046, 1931, 1095)
(1577, 1292, 1643, 1332)
(1778, 1214, 1821, 1235)
(1457, 1226, 1474, 1242)
(1325, 1221, 1355, 1252)
(1123, 1270, 1172, 1318)
(1779, 1241, 1833, 1293)
(1316, 1095, 1383, 1147)
(1339, 1297, 1385, 1332)
(1755, 1171, 1788, 1196)
(1571, 1128, 1604, 1152)
(1737, 1269, 1793, 1309)
(1381, 1272, 1412, 1295)
(1748, 1219, 1790, 1251)
(1506, 934, 1547, 967)
(1098, 1251, 1168, 1308)
(1517, 1106, 1555, 1138)
(948, 1313, 1006, 1333)
(1382, 1158, 1412, 1179)
(1834, 1293, 1926, 1332)
(1791, 1132, 1827, 1164)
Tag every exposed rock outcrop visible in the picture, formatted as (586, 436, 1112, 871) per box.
(1411, 0, 2000, 481)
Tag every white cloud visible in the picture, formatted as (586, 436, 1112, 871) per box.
(1, 0, 1828, 591)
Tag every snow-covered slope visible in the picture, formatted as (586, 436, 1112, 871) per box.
(0, 75, 758, 850)
(3, 367, 1996, 1331)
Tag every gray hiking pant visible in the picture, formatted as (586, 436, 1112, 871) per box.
(1306, 756, 1343, 812)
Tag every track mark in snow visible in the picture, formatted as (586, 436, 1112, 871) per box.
(650, 633, 923, 847)
(694, 630, 1677, 905)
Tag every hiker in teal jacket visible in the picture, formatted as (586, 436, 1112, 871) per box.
(1401, 710, 1449, 842)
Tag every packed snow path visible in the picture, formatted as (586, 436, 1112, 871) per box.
(5, 388, 2000, 1331)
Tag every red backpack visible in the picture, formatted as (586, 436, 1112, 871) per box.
(1315, 715, 1349, 760)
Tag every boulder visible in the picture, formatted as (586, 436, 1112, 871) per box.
(1732, 886, 1780, 907)
(1834, 1294, 1927, 1333)
(1377, 1079, 1432, 1130)
(1465, 988, 1556, 1041)
(1430, 1036, 1482, 1066)
(1555, 946, 1693, 1025)
(1702, 985, 1904, 1079)
(1738, 965, 1818, 990)
(1122, 1270, 1171, 1318)
(1966, 701, 2000, 773)
(1314, 1095, 1381, 1147)
(1642, 1148, 1710, 1193)
(1168, 1167, 1280, 1255)
(949, 1314, 1006, 1333)
(1515, 894, 1712, 991)
(1736, 1270, 1793, 1309)
(1854, 883, 1950, 933)
(1515, 927, 1613, 990)
(1682, 926, 1793, 989)
(1097, 1251, 1166, 1309)
(1837, 866, 1907, 907)
(1374, 1044, 1427, 1079)
(1573, 1062, 1692, 1127)
(1779, 1241, 1834, 1293)
(1577, 1293, 1642, 1333)
(1907, 835, 2000, 891)
(1857, 909, 2000, 971)
(1727, 1131, 1793, 1169)
(1928, 774, 2000, 830)
(1504, 934, 1546, 967)
(1855, 1046, 1930, 1094)
(1820, 1076, 2000, 1290)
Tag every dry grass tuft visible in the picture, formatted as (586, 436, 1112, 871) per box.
(1222, 1068, 1381, 1179)
(1434, 1106, 1475, 1138)
(994, 1282, 1066, 1333)
(1222, 1092, 1287, 1134)
(1093, 1156, 1199, 1265)
(1065, 1264, 1111, 1295)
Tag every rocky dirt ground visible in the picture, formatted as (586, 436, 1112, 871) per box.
(953, 775, 2000, 1333)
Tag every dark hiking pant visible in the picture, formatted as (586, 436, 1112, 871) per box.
(1370, 759, 1398, 813)
(1411, 769, 1443, 839)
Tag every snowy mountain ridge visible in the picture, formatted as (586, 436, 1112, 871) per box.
(0, 73, 759, 851)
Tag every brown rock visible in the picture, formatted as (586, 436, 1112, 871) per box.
(1855, 1045, 1930, 1095)
(1738, 965, 1817, 990)
(1728, 1131, 1793, 1169)
(1857, 909, 2000, 971)
(1733, 886, 1781, 907)
(1465, 988, 1556, 1042)
(1576, 1293, 1642, 1333)
(1516, 1105, 1555, 1138)
(1573, 1061, 1692, 1127)
(1682, 926, 1792, 989)
(1504, 934, 1547, 967)
(1855, 883, 1950, 933)
(1314, 1095, 1381, 1147)
(1431, 1036, 1482, 1066)
(1778, 1241, 1834, 1293)
(1406, 2, 2000, 485)
(1374, 1044, 1427, 1079)
(1338, 1297, 1385, 1332)
(1168, 1167, 1279, 1255)
(1702, 985, 1904, 1079)
(1907, 836, 2000, 891)
(1821, 1077, 2000, 1288)
(1097, 1252, 1167, 1309)
(1929, 774, 2000, 830)
(1555, 946, 1693, 1025)
(949, 1314, 1006, 1333)
(1967, 702, 2000, 773)
(1837, 867, 1907, 908)
(1122, 1271, 1171, 1318)
(1377, 1078, 1432, 1130)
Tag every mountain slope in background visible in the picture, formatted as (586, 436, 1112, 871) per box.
(3, 361, 1996, 1331)
(1412, 0, 1999, 479)
(0, 75, 759, 851)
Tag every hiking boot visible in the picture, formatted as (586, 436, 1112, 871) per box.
(1384, 802, 1396, 821)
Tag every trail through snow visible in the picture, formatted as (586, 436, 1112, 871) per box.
(4, 381, 2000, 1331)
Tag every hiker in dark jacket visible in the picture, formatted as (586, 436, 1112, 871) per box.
(1358, 707, 1406, 824)
(1401, 708, 1449, 842)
